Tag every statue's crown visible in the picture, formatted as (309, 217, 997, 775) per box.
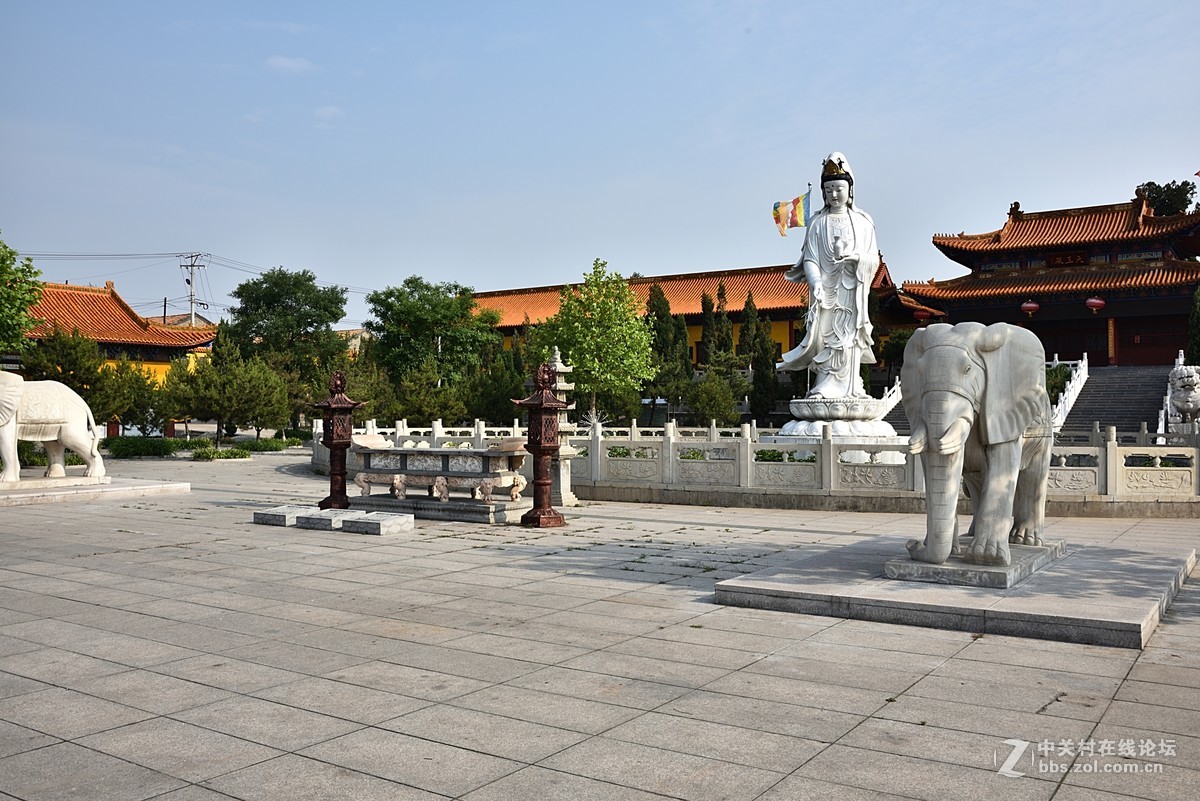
(821, 156, 852, 185)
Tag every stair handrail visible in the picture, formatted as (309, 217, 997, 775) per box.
(1050, 352, 1088, 433)
(879, 376, 903, 417)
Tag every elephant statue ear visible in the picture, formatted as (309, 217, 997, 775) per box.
(0, 371, 23, 426)
(900, 328, 929, 429)
(979, 323, 1048, 444)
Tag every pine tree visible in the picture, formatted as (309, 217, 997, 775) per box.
(698, 292, 715, 368)
(1187, 284, 1200, 365)
(737, 291, 759, 364)
(715, 282, 734, 356)
(749, 314, 780, 423)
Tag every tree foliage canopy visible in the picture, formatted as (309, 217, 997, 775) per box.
(366, 277, 500, 387)
(225, 268, 347, 378)
(0, 235, 43, 354)
(21, 326, 104, 394)
(1139, 180, 1199, 216)
(529, 259, 654, 421)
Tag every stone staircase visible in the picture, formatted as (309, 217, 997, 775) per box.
(1059, 364, 1173, 434)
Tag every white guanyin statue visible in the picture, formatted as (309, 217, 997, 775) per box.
(779, 152, 878, 399)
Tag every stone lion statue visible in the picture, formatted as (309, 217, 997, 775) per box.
(1169, 365, 1200, 423)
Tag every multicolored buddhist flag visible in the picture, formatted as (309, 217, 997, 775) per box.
(772, 192, 810, 236)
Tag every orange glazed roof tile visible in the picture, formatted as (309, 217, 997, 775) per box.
(475, 262, 894, 328)
(29, 281, 217, 349)
(901, 259, 1200, 302)
(933, 197, 1200, 263)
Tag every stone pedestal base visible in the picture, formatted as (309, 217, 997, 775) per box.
(0, 476, 111, 491)
(551, 453, 578, 507)
(884, 538, 1066, 589)
(350, 494, 532, 524)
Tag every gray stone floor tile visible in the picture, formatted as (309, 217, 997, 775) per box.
(508, 665, 692, 710)
(539, 736, 784, 801)
(904, 673, 1085, 716)
(742, 653, 927, 693)
(72, 668, 233, 714)
(321, 659, 490, 701)
(1127, 661, 1200, 688)
(792, 744, 1055, 801)
(701, 671, 890, 716)
(459, 766, 669, 801)
(203, 753, 442, 800)
(755, 776, 917, 801)
(0, 647, 127, 684)
(872, 693, 1095, 742)
(661, 689, 863, 742)
(558, 650, 731, 688)
(604, 711, 824, 772)
(0, 741, 185, 800)
(152, 654, 308, 693)
(0, 686, 154, 739)
(252, 676, 431, 724)
(379, 704, 588, 761)
(342, 616, 466, 644)
(1116, 679, 1200, 711)
(1061, 754, 1199, 800)
(171, 695, 364, 750)
(78, 717, 283, 783)
(0, 718, 59, 758)
(300, 727, 521, 797)
(440, 631, 592, 664)
(0, 670, 49, 700)
(604, 635, 762, 671)
(449, 684, 642, 734)
(214, 639, 370, 676)
(1101, 699, 1200, 738)
(379, 642, 545, 683)
(145, 787, 240, 801)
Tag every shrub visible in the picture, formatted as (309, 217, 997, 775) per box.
(192, 444, 251, 461)
(275, 428, 313, 442)
(241, 438, 289, 452)
(679, 447, 705, 460)
(14, 441, 86, 467)
(755, 449, 785, 462)
(104, 436, 186, 459)
(1046, 363, 1072, 405)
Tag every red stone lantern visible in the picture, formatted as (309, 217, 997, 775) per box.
(1085, 296, 1106, 314)
(313, 371, 363, 510)
(513, 362, 570, 527)
(1020, 299, 1040, 318)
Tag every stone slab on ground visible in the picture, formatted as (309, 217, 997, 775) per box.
(294, 509, 370, 531)
(252, 505, 315, 526)
(340, 512, 415, 535)
(715, 534, 1196, 649)
(0, 476, 189, 507)
(883, 538, 1067, 589)
(349, 495, 533, 524)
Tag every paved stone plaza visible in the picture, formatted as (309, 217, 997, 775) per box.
(1, 451, 1197, 800)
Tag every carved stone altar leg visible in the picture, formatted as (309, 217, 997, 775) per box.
(354, 473, 371, 496)
(433, 475, 449, 502)
(510, 474, 528, 502)
(390, 474, 407, 499)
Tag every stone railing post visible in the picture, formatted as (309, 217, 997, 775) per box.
(820, 423, 836, 490)
(394, 419, 408, 438)
(1103, 426, 1119, 496)
(709, 420, 719, 442)
(590, 422, 603, 481)
(364, 419, 377, 436)
(739, 423, 754, 487)
(474, 419, 487, 448)
(431, 419, 444, 444)
(662, 420, 677, 485)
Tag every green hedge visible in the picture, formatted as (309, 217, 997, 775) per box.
(192, 445, 251, 461)
(103, 436, 189, 458)
(275, 428, 313, 442)
(15, 441, 86, 467)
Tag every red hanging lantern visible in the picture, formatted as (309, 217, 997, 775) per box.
(1020, 300, 1040, 318)
(913, 309, 932, 322)
(1085, 296, 1106, 314)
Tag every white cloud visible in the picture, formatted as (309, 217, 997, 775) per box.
(265, 56, 317, 75)
(315, 106, 345, 124)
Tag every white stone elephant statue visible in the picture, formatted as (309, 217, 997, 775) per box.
(0, 370, 105, 482)
(901, 322, 1052, 566)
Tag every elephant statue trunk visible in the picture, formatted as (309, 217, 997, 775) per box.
(901, 322, 1052, 567)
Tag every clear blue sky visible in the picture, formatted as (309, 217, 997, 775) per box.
(3, 1, 1197, 327)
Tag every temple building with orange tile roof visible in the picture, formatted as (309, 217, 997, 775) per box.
(22, 280, 217, 380)
(903, 191, 1200, 365)
(474, 260, 931, 367)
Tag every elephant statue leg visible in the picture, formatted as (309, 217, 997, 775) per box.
(964, 440, 1021, 565)
(1010, 432, 1052, 546)
(43, 440, 68, 478)
(0, 418, 18, 482)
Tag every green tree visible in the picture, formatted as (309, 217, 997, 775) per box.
(528, 259, 654, 422)
(174, 338, 287, 446)
(687, 368, 742, 426)
(21, 326, 104, 395)
(643, 284, 678, 424)
(366, 277, 501, 390)
(715, 282, 733, 355)
(91, 357, 163, 434)
(697, 292, 715, 368)
(397, 356, 468, 425)
(736, 291, 758, 363)
(749, 314, 780, 423)
(1187, 285, 1200, 365)
(312, 339, 404, 426)
(0, 235, 43, 354)
(1139, 180, 1199, 216)
(224, 268, 348, 427)
(461, 341, 526, 425)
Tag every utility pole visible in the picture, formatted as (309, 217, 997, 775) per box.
(179, 253, 206, 327)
